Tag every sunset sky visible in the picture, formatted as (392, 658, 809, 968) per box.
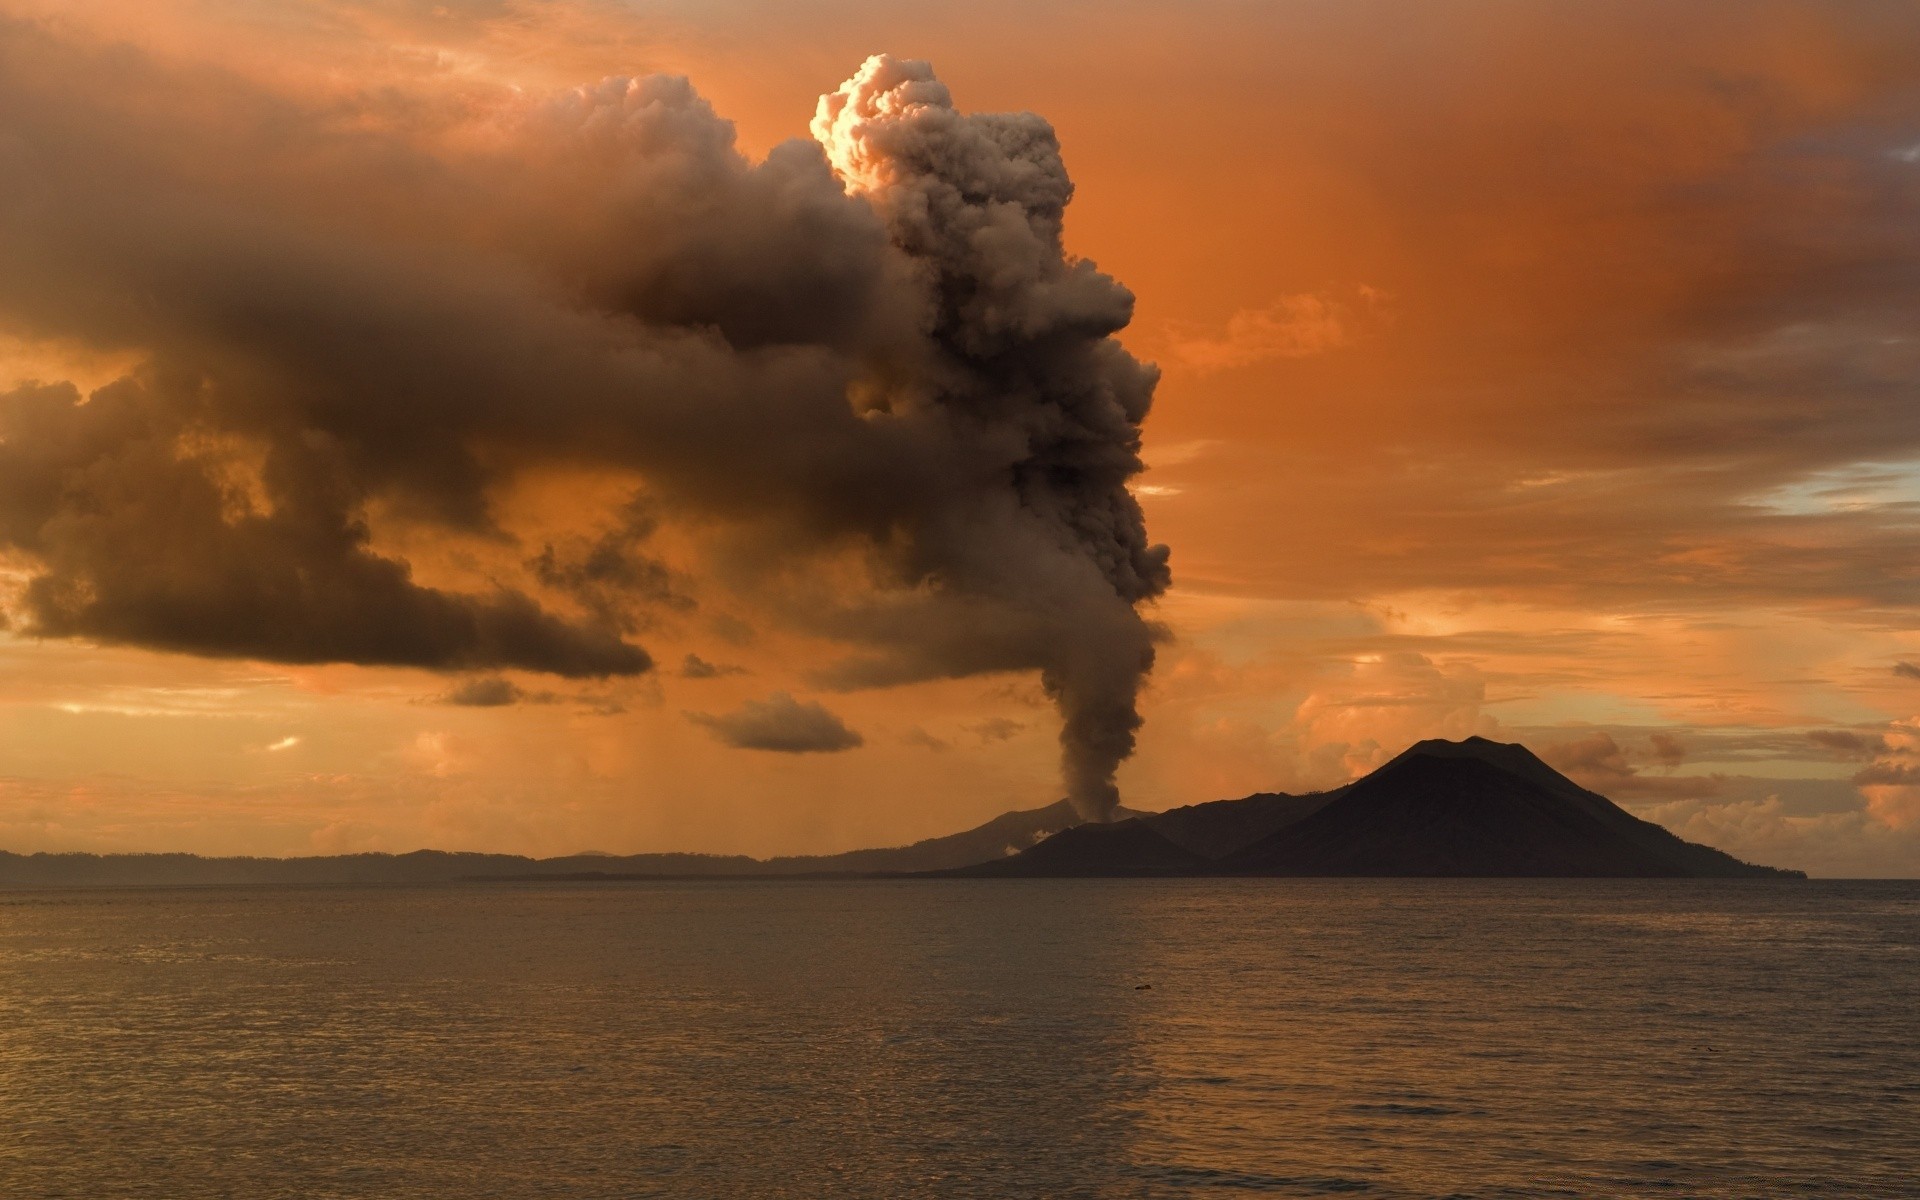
(2, 0, 1919, 876)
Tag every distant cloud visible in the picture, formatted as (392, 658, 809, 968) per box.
(1845, 718, 1920, 830)
(901, 726, 950, 751)
(680, 653, 744, 679)
(1540, 732, 1721, 800)
(687, 692, 863, 753)
(966, 717, 1026, 744)
(1853, 760, 1920, 787)
(439, 677, 525, 707)
(265, 735, 300, 752)
(436, 677, 563, 707)
(1161, 287, 1388, 373)
(1808, 729, 1887, 759)
(1895, 662, 1920, 680)
(1647, 732, 1687, 769)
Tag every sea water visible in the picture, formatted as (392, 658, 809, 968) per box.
(1, 879, 1914, 1198)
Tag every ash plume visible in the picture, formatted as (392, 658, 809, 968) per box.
(811, 56, 1169, 816)
(0, 30, 1165, 815)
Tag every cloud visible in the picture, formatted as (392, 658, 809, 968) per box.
(0, 381, 652, 677)
(1291, 652, 1497, 778)
(679, 653, 742, 679)
(1807, 729, 1888, 759)
(1086, 6, 1920, 624)
(1896, 662, 1920, 680)
(439, 677, 524, 707)
(1850, 718, 1920, 830)
(1161, 287, 1388, 373)
(0, 33, 1164, 811)
(1638, 793, 1920, 879)
(528, 496, 691, 636)
(901, 726, 950, 752)
(1539, 732, 1723, 800)
(1647, 732, 1687, 769)
(687, 692, 863, 753)
(966, 717, 1026, 744)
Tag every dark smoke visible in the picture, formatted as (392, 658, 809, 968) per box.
(810, 57, 1170, 815)
(0, 31, 1165, 815)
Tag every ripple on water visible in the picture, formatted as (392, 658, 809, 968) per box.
(0, 878, 1913, 1198)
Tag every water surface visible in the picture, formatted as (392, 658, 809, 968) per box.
(1, 879, 1914, 1197)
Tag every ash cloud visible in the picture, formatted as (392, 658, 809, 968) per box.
(679, 653, 742, 679)
(436, 677, 565, 707)
(0, 381, 647, 677)
(528, 497, 691, 635)
(808, 56, 1169, 815)
(0, 32, 1165, 813)
(688, 692, 864, 754)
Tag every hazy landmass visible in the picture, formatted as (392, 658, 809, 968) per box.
(0, 798, 1130, 888)
(0, 739, 1801, 886)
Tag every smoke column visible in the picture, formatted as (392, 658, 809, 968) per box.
(813, 57, 1170, 816)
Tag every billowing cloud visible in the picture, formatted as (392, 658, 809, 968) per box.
(1291, 651, 1497, 778)
(5, 2, 1918, 875)
(1540, 732, 1723, 800)
(1647, 732, 1687, 769)
(688, 692, 863, 754)
(0, 30, 1164, 812)
(1852, 718, 1920, 830)
(808, 55, 1168, 815)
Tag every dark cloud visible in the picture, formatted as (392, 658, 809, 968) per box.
(439, 677, 526, 706)
(1539, 732, 1723, 800)
(1895, 662, 1920, 680)
(679, 653, 742, 679)
(1853, 760, 1920, 788)
(0, 35, 1164, 811)
(1808, 729, 1888, 759)
(0, 381, 648, 677)
(687, 692, 863, 753)
(529, 497, 691, 636)
(1647, 732, 1686, 770)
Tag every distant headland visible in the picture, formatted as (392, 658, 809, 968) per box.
(940, 737, 1801, 879)
(0, 738, 1801, 887)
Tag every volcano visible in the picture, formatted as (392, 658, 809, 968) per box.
(943, 736, 1801, 879)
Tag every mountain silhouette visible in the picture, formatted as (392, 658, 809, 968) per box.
(952, 737, 1801, 878)
(762, 798, 1142, 874)
(0, 740, 1801, 885)
(935, 820, 1209, 877)
(0, 798, 1137, 887)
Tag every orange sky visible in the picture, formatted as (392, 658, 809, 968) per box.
(2, 0, 1919, 875)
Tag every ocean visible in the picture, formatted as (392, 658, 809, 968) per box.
(1, 879, 1914, 1198)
